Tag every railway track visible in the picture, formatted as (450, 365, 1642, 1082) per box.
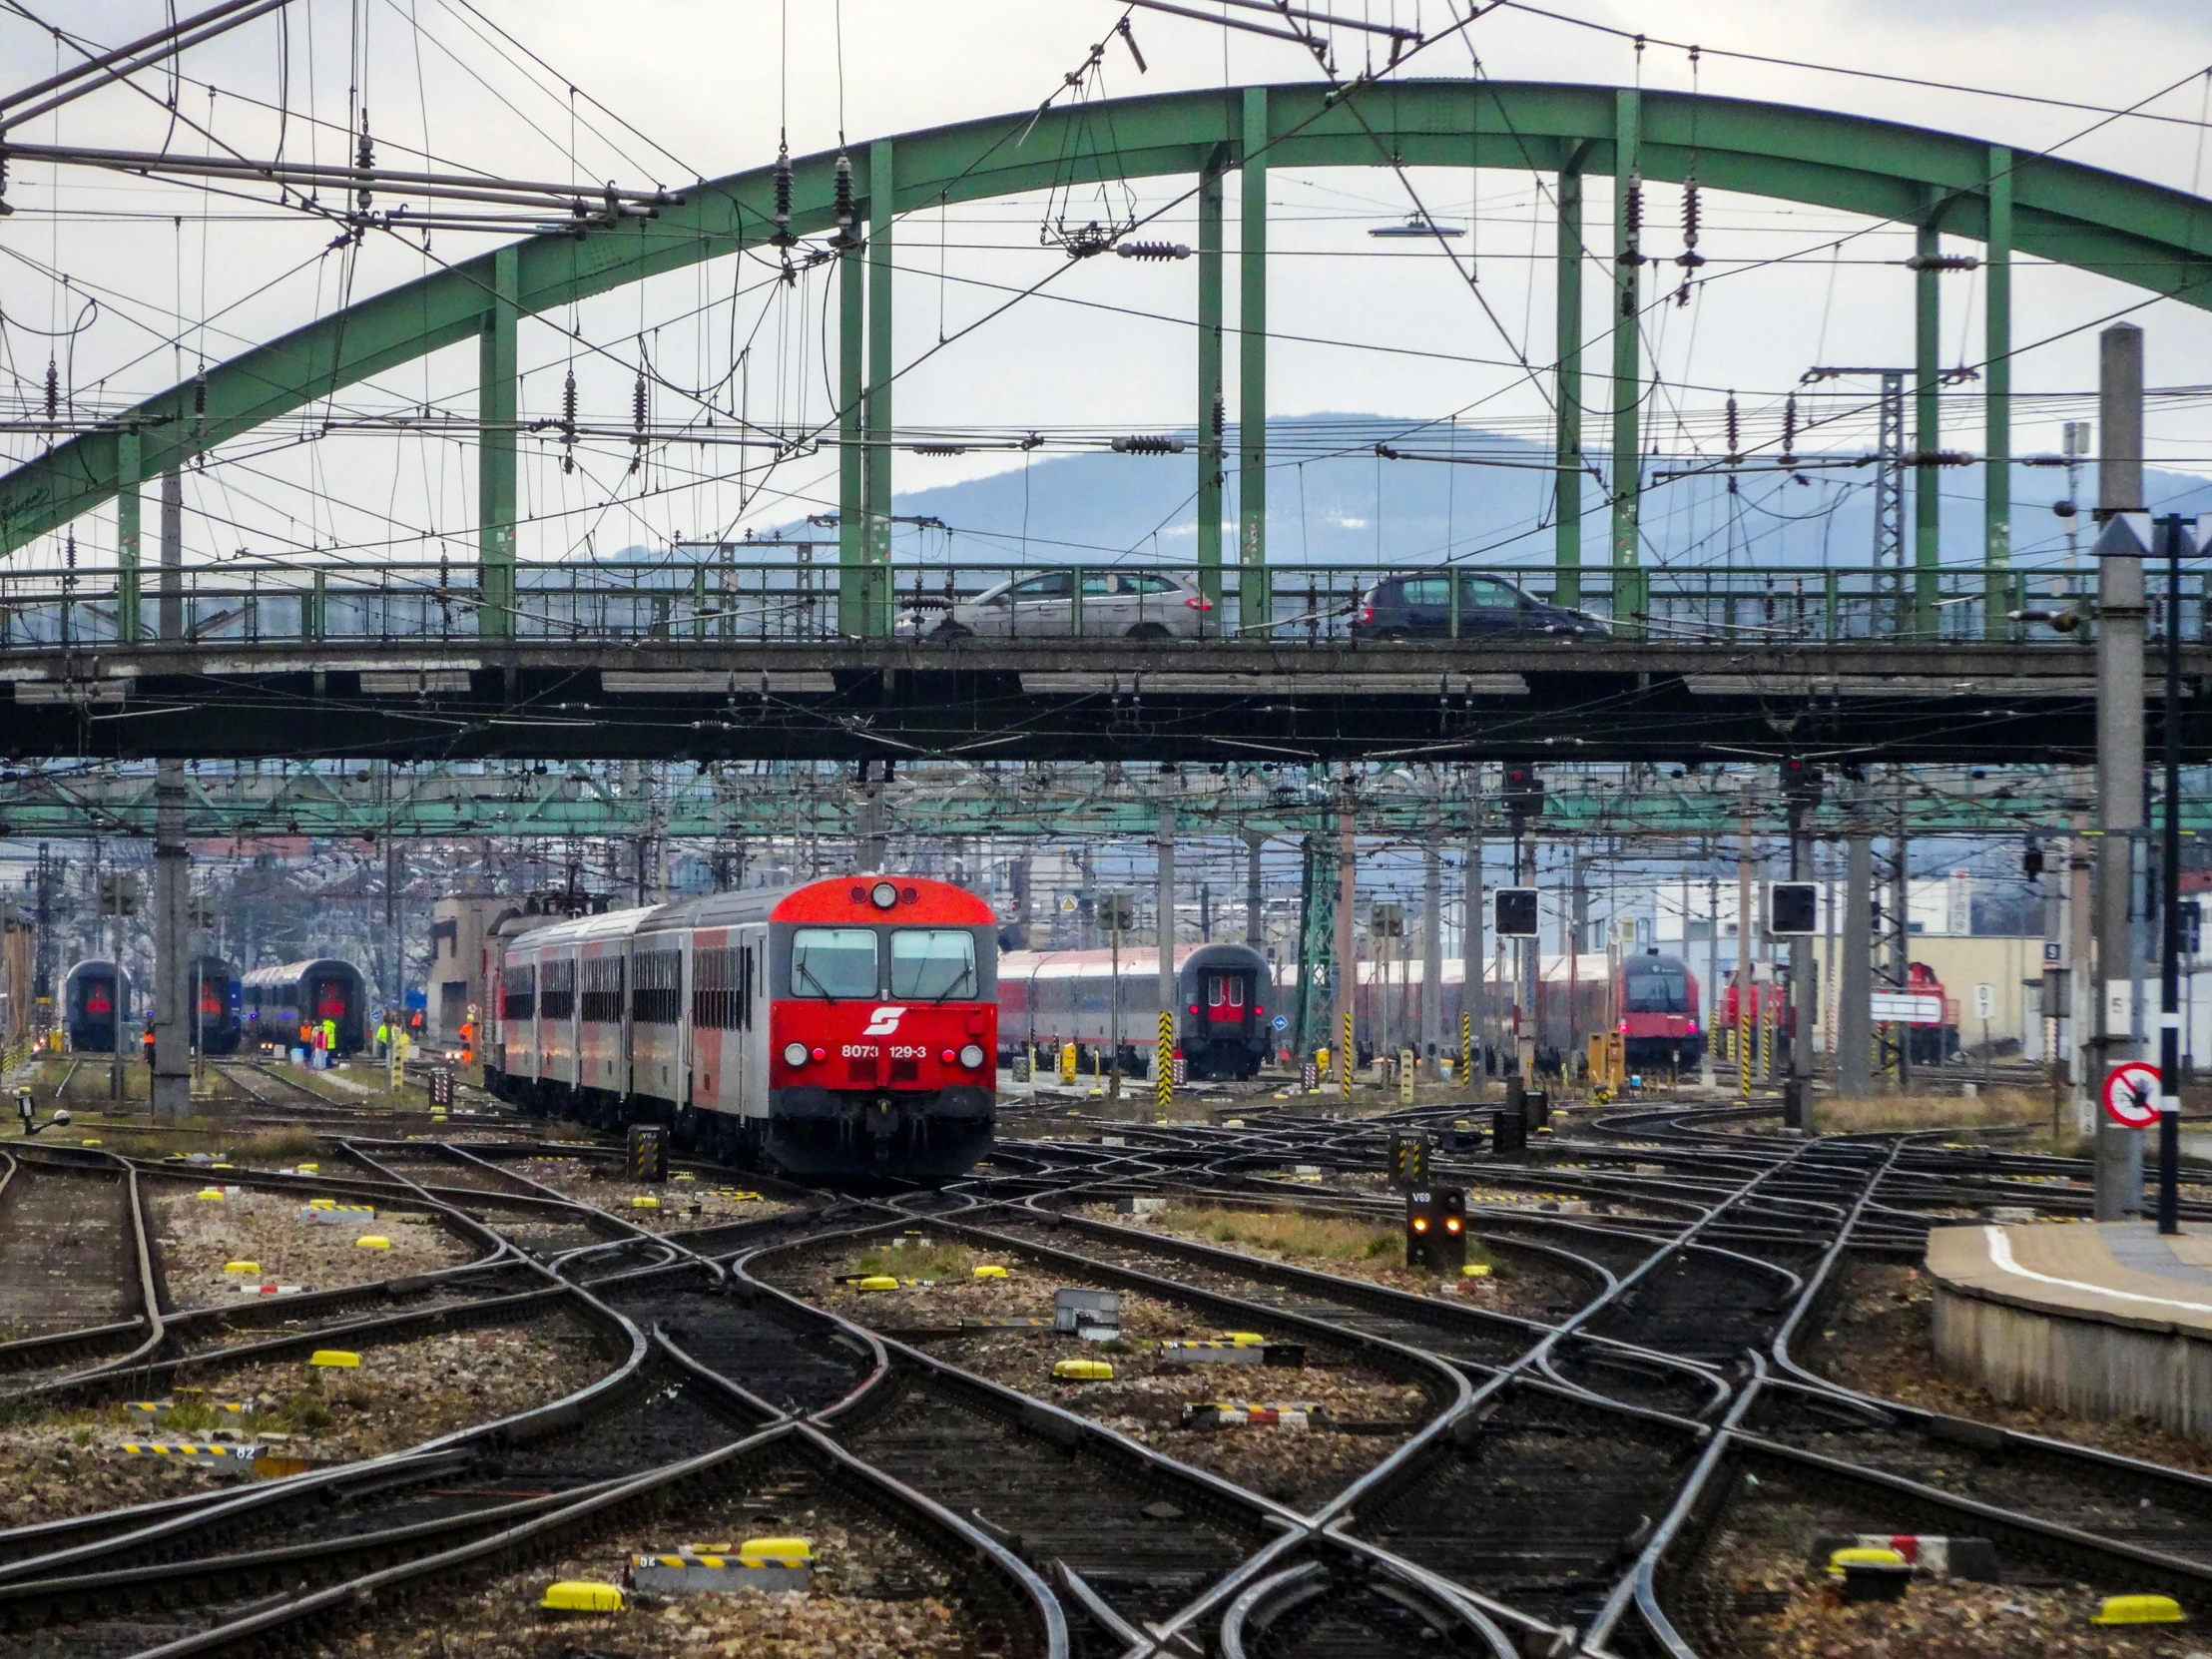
(1, 1088, 2209, 1656)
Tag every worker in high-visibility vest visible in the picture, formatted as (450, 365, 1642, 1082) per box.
(375, 1019, 390, 1058)
(458, 1017, 475, 1066)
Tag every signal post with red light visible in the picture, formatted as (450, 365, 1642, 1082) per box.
(1406, 1187, 1467, 1274)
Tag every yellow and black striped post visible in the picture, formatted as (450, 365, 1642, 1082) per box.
(1460, 1010, 1472, 1091)
(1738, 987, 1753, 1100)
(1341, 1010, 1354, 1098)
(1758, 984, 1773, 1083)
(1156, 1012, 1173, 1111)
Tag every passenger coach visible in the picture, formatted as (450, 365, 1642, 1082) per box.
(488, 875, 998, 1182)
(242, 958, 369, 1055)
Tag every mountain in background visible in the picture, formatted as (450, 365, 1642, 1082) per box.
(782, 412, 2209, 573)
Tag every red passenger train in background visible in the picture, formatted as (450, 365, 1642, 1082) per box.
(485, 874, 998, 1182)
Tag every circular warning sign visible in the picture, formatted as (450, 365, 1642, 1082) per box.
(2103, 1060, 2163, 1129)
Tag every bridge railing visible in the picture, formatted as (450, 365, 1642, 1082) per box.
(0, 559, 2177, 651)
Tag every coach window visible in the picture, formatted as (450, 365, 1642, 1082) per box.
(890, 929, 977, 1000)
(790, 928, 878, 999)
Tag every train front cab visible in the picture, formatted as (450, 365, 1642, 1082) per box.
(62, 960, 130, 1054)
(1177, 943, 1272, 1080)
(761, 877, 997, 1181)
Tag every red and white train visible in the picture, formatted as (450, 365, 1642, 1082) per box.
(485, 874, 999, 1182)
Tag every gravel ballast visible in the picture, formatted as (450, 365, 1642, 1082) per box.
(321, 1481, 991, 1658)
(0, 1317, 612, 1528)
(785, 1248, 1431, 1510)
(152, 1184, 474, 1305)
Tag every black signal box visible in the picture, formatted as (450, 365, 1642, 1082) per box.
(1405, 1187, 1467, 1273)
(1495, 888, 1539, 938)
(1387, 1131, 1431, 1189)
(1770, 882, 1819, 936)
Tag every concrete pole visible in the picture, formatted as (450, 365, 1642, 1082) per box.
(1244, 831, 1265, 948)
(2095, 323, 2146, 1215)
(1158, 804, 1176, 1090)
(1791, 815, 1813, 1082)
(2070, 813, 2095, 1130)
(1839, 826, 1875, 1097)
(1702, 873, 1720, 1091)
(1336, 789, 1357, 1093)
(1736, 793, 1755, 1098)
(1421, 826, 1442, 1075)
(151, 762, 189, 1118)
(1464, 773, 1484, 1098)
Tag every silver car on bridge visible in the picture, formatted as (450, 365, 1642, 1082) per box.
(899, 569, 1217, 640)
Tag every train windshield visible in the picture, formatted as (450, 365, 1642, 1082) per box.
(890, 929, 977, 1000)
(1624, 959, 1691, 1012)
(791, 928, 878, 999)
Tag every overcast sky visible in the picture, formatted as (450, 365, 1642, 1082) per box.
(4, 1, 2212, 570)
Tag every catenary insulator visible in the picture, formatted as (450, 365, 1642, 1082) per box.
(1725, 393, 1740, 464)
(1905, 253, 1979, 273)
(561, 368, 578, 474)
(1212, 389, 1226, 439)
(773, 142, 794, 247)
(833, 153, 854, 240)
(1114, 242, 1190, 261)
(1111, 435, 1186, 455)
(1780, 393, 1799, 464)
(42, 358, 56, 424)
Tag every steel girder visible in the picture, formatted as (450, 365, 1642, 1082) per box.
(4, 80, 2209, 553)
(0, 759, 2158, 841)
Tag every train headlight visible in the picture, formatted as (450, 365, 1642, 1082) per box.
(958, 1043, 985, 1069)
(783, 1041, 810, 1066)
(870, 880, 899, 909)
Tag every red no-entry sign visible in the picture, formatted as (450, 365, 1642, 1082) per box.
(2103, 1060, 2163, 1130)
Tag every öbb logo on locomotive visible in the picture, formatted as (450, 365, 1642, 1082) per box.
(862, 1005, 908, 1036)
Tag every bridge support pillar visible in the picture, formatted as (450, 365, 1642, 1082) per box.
(1914, 214, 1942, 635)
(116, 428, 142, 643)
(1554, 158, 1584, 606)
(1237, 86, 1269, 636)
(158, 469, 183, 643)
(863, 139, 895, 637)
(1197, 153, 1225, 621)
(1984, 147, 2013, 640)
(838, 183, 865, 637)
(1609, 90, 1643, 637)
(152, 760, 189, 1119)
(477, 245, 518, 640)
